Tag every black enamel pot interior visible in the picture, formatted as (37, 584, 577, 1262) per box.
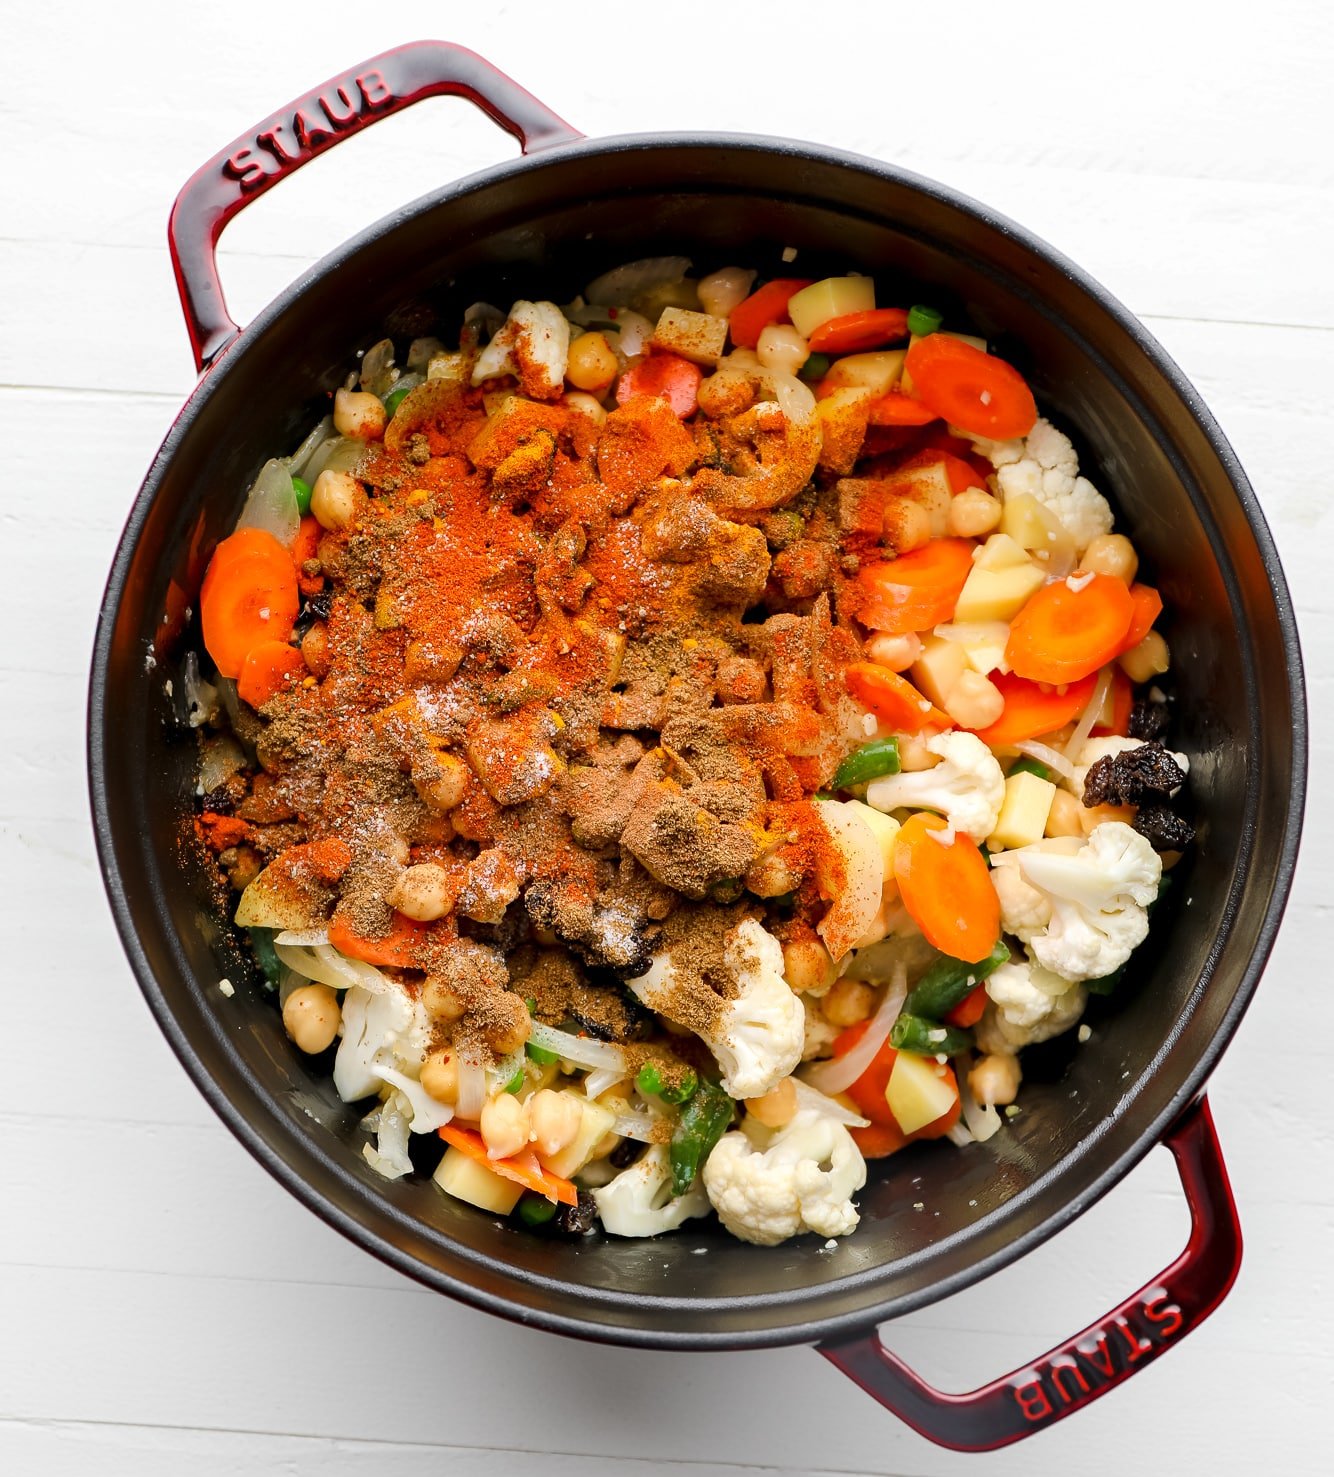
(88, 49, 1304, 1406)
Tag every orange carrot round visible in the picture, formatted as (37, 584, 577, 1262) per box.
(616, 352, 703, 418)
(329, 912, 431, 969)
(945, 982, 988, 1028)
(854, 538, 976, 633)
(727, 277, 813, 348)
(1119, 583, 1163, 652)
(844, 661, 952, 734)
(1006, 573, 1136, 683)
(893, 813, 1000, 964)
(867, 392, 940, 427)
(850, 1119, 910, 1158)
(290, 514, 324, 597)
(237, 640, 307, 709)
(969, 670, 1099, 746)
(904, 335, 1037, 439)
(200, 540, 300, 679)
(808, 308, 910, 353)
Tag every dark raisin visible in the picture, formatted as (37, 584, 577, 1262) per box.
(1133, 806, 1196, 851)
(199, 784, 236, 814)
(1129, 698, 1171, 741)
(609, 1138, 646, 1169)
(1082, 742, 1186, 807)
(553, 1190, 600, 1236)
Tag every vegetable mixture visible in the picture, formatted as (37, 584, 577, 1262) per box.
(189, 257, 1193, 1246)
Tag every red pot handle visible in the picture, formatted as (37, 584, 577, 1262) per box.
(820, 1095, 1240, 1451)
(168, 41, 582, 373)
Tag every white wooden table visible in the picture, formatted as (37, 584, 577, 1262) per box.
(4, 3, 1330, 1472)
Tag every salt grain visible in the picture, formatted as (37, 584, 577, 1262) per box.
(781, 245, 798, 263)
(219, 978, 235, 998)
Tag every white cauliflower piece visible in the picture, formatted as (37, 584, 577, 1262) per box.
(592, 1144, 711, 1238)
(990, 822, 1162, 982)
(361, 1090, 414, 1180)
(865, 731, 1005, 841)
(702, 1108, 867, 1246)
(628, 918, 804, 1100)
(976, 957, 1088, 1053)
(972, 417, 1114, 553)
(470, 300, 570, 399)
(334, 985, 453, 1133)
(1067, 737, 1191, 801)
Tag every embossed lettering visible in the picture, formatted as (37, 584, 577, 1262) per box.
(1050, 1360, 1091, 1406)
(1080, 1331, 1117, 1378)
(321, 83, 358, 124)
(1144, 1294, 1184, 1340)
(1013, 1379, 1053, 1423)
(223, 147, 267, 188)
(357, 69, 391, 106)
(1115, 1316, 1154, 1362)
(294, 104, 335, 150)
(256, 123, 298, 163)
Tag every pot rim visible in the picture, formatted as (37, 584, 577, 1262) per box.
(88, 130, 1307, 1350)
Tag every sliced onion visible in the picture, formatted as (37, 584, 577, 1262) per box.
(237, 458, 300, 546)
(586, 256, 692, 307)
(375, 1064, 455, 1133)
(1064, 664, 1114, 759)
(197, 734, 244, 794)
(274, 927, 329, 947)
(947, 1122, 976, 1147)
(182, 651, 219, 731)
(273, 938, 391, 995)
(528, 1022, 629, 1074)
(609, 310, 654, 358)
(382, 370, 423, 406)
(488, 1047, 526, 1091)
(455, 1057, 487, 1121)
(583, 1067, 624, 1099)
(762, 371, 816, 425)
(790, 1078, 870, 1128)
(933, 621, 1010, 646)
(1013, 739, 1076, 781)
(801, 964, 907, 1096)
(359, 337, 397, 396)
(284, 414, 334, 478)
(956, 1054, 1003, 1143)
(463, 301, 507, 344)
(611, 1112, 661, 1143)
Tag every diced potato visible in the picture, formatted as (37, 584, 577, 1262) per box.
(233, 864, 323, 931)
(651, 306, 729, 365)
(900, 331, 988, 395)
(961, 638, 1010, 676)
(822, 350, 905, 396)
(988, 771, 1058, 851)
(845, 800, 900, 874)
(1001, 493, 1077, 573)
(539, 1096, 615, 1179)
(886, 1051, 959, 1135)
(973, 532, 1032, 572)
(815, 387, 873, 474)
(433, 1147, 524, 1215)
(954, 562, 1046, 624)
(910, 635, 967, 708)
(787, 276, 876, 337)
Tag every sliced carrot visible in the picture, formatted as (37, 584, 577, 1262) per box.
(808, 308, 910, 354)
(208, 527, 298, 575)
(291, 514, 323, 597)
(833, 1020, 898, 1127)
(201, 533, 300, 680)
(1119, 583, 1163, 653)
(1006, 573, 1136, 683)
(285, 837, 353, 883)
(727, 277, 813, 349)
(329, 912, 431, 969)
(237, 640, 307, 709)
(904, 335, 1037, 440)
(946, 982, 988, 1029)
(197, 812, 254, 852)
(969, 669, 1099, 746)
(854, 538, 976, 634)
(851, 1119, 909, 1158)
(615, 352, 703, 418)
(1093, 667, 1134, 738)
(936, 451, 987, 494)
(893, 813, 1000, 965)
(438, 1124, 579, 1206)
(867, 392, 939, 427)
(844, 662, 952, 734)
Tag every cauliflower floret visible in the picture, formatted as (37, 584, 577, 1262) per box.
(864, 731, 1005, 841)
(628, 918, 804, 1099)
(470, 300, 570, 399)
(334, 985, 454, 1134)
(990, 822, 1162, 982)
(1067, 737, 1190, 801)
(976, 957, 1088, 1053)
(702, 1108, 867, 1246)
(971, 417, 1114, 554)
(592, 1144, 711, 1238)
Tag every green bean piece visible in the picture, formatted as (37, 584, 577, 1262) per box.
(291, 476, 313, 517)
(504, 1067, 525, 1094)
(384, 385, 411, 418)
(1007, 756, 1051, 782)
(903, 939, 1011, 1019)
(516, 1194, 557, 1227)
(889, 1013, 974, 1057)
(525, 1041, 559, 1066)
(831, 737, 902, 790)
(247, 927, 282, 990)
(906, 304, 944, 337)
(660, 1068, 698, 1106)
(669, 1079, 735, 1196)
(799, 352, 832, 381)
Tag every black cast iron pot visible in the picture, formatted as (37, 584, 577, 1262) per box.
(88, 42, 1306, 1451)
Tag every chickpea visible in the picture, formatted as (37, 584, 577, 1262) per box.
(1118, 630, 1170, 684)
(864, 631, 922, 673)
(969, 1052, 1022, 1108)
(1081, 802, 1137, 834)
(529, 1089, 583, 1157)
(756, 323, 810, 376)
(309, 469, 364, 531)
(412, 751, 470, 813)
(560, 391, 607, 426)
(897, 734, 942, 772)
(333, 387, 387, 441)
(782, 938, 838, 995)
(884, 497, 932, 554)
(301, 621, 330, 679)
(746, 849, 800, 899)
(947, 488, 1003, 538)
(1082, 533, 1139, 584)
(1045, 788, 1086, 838)
(420, 1048, 460, 1105)
(696, 366, 756, 419)
(282, 984, 341, 1054)
(697, 266, 756, 318)
(480, 1092, 531, 1159)
(389, 862, 455, 922)
(746, 1077, 798, 1129)
(715, 655, 767, 704)
(822, 977, 876, 1028)
(565, 332, 619, 392)
(422, 975, 466, 1023)
(486, 993, 532, 1056)
(942, 670, 1005, 729)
